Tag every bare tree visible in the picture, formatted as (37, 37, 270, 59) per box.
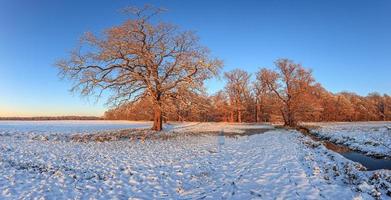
(254, 70, 278, 123)
(224, 69, 251, 123)
(210, 91, 231, 122)
(368, 92, 386, 121)
(258, 59, 316, 127)
(384, 95, 391, 121)
(57, 5, 222, 131)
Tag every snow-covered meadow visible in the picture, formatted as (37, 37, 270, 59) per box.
(0, 120, 152, 135)
(0, 121, 390, 199)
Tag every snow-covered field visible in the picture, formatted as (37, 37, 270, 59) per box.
(0, 121, 390, 199)
(307, 122, 391, 158)
(0, 120, 152, 135)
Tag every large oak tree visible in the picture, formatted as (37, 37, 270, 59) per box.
(57, 6, 222, 131)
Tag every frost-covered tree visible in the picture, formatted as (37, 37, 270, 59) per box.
(254, 70, 279, 123)
(57, 5, 222, 131)
(258, 59, 317, 127)
(224, 69, 251, 123)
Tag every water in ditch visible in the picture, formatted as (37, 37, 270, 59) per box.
(299, 127, 391, 171)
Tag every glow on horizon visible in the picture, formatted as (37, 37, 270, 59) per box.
(0, 105, 104, 117)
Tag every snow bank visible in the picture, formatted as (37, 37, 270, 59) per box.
(300, 134, 391, 199)
(307, 122, 391, 158)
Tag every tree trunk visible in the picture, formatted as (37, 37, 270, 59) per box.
(152, 106, 163, 131)
(286, 112, 296, 127)
(280, 108, 289, 127)
(238, 110, 242, 123)
(255, 98, 259, 123)
(284, 105, 296, 127)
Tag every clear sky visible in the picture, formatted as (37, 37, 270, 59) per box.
(1, 0, 390, 117)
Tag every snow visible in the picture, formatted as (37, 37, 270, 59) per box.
(307, 122, 391, 158)
(0, 120, 152, 134)
(0, 121, 390, 199)
(0, 120, 152, 141)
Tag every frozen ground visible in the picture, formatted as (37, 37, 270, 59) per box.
(0, 120, 152, 135)
(0, 121, 390, 199)
(307, 122, 391, 158)
(166, 122, 273, 134)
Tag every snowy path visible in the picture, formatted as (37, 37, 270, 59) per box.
(0, 129, 378, 199)
(202, 131, 359, 199)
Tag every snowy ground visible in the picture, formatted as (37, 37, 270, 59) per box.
(166, 122, 273, 133)
(306, 122, 391, 158)
(0, 120, 152, 135)
(0, 121, 390, 199)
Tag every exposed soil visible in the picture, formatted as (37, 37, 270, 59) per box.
(70, 128, 274, 143)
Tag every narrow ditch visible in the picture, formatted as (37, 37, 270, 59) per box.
(297, 126, 391, 171)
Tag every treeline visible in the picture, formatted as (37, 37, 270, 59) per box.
(58, 5, 390, 129)
(104, 59, 391, 125)
(0, 116, 102, 121)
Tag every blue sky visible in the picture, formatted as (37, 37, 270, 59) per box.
(1, 0, 390, 117)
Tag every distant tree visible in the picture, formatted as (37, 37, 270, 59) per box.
(104, 99, 154, 121)
(104, 91, 211, 122)
(318, 90, 337, 121)
(164, 89, 211, 122)
(384, 95, 391, 121)
(254, 70, 280, 122)
(57, 5, 222, 131)
(224, 69, 251, 123)
(368, 92, 386, 121)
(335, 94, 355, 121)
(258, 59, 317, 126)
(210, 91, 231, 122)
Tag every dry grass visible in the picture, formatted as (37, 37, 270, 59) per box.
(70, 127, 274, 143)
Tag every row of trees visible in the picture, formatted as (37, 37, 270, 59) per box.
(58, 5, 390, 130)
(104, 58, 391, 125)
